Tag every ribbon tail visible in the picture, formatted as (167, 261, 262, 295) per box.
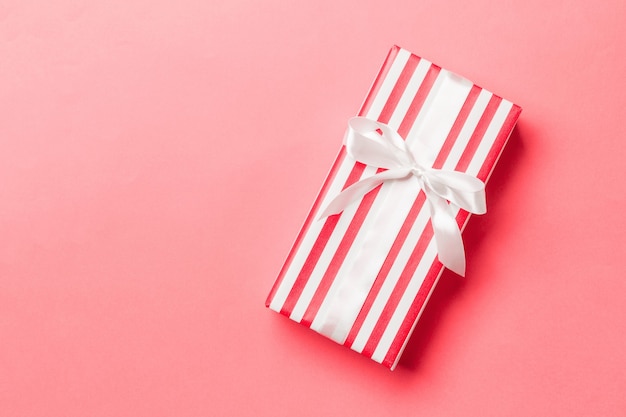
(426, 190, 467, 276)
(318, 169, 409, 219)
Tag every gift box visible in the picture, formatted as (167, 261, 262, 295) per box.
(266, 45, 521, 370)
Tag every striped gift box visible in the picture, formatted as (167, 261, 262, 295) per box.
(266, 45, 521, 370)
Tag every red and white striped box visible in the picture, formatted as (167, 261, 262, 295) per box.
(266, 46, 521, 370)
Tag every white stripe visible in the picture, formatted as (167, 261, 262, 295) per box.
(355, 87, 491, 354)
(483, 104, 517, 184)
(289, 51, 415, 322)
(466, 100, 513, 175)
(371, 237, 439, 363)
(350, 191, 432, 352)
(405, 70, 477, 167)
(311, 178, 416, 338)
(371, 99, 513, 364)
(268, 152, 352, 312)
(268, 49, 411, 313)
(350, 71, 476, 352)
(387, 189, 477, 370)
(389, 266, 445, 370)
(289, 167, 376, 321)
(275, 49, 412, 319)
(364, 50, 413, 122)
(387, 58, 432, 127)
(446, 90, 493, 169)
(309, 60, 435, 339)
(327, 70, 474, 344)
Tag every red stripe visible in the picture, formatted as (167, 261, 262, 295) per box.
(265, 151, 346, 307)
(297, 60, 429, 325)
(345, 83, 479, 348)
(381, 209, 471, 367)
(281, 51, 414, 316)
(279, 163, 366, 316)
(267, 47, 401, 310)
(360, 90, 498, 359)
(477, 104, 522, 182)
(397, 65, 441, 137)
(361, 220, 435, 358)
(300, 181, 383, 327)
(381, 257, 443, 368)
(358, 46, 401, 118)
(455, 95, 502, 173)
(382, 104, 522, 368)
(343, 193, 426, 347)
(377, 54, 420, 121)
(432, 85, 482, 168)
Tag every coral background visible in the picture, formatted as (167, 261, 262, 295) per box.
(1, 1, 625, 415)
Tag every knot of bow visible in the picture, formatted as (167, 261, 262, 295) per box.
(319, 117, 487, 276)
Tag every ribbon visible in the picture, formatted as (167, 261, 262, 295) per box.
(319, 117, 487, 276)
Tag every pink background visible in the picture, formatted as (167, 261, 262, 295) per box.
(1, 0, 625, 415)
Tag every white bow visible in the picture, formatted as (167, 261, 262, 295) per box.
(319, 117, 487, 276)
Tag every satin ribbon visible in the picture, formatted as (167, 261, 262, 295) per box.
(319, 117, 487, 276)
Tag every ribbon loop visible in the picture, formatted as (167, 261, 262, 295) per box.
(319, 117, 487, 277)
(346, 117, 416, 169)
